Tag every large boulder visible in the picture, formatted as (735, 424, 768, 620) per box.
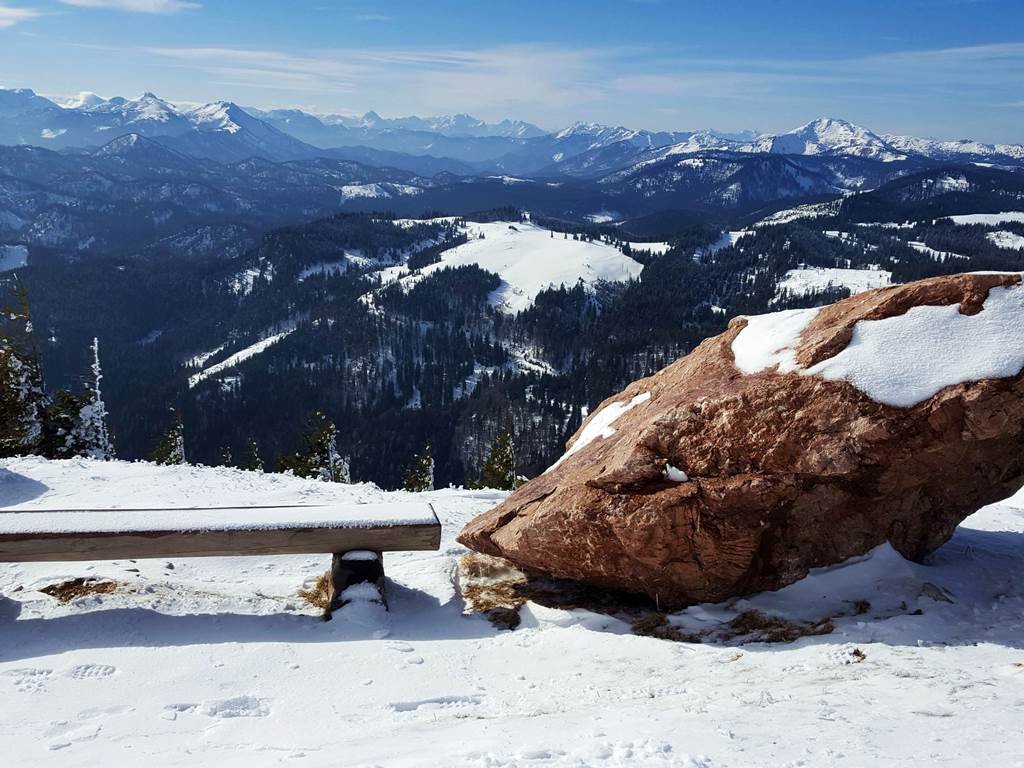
(458, 273, 1024, 607)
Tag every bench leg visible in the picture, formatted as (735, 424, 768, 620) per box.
(323, 550, 386, 621)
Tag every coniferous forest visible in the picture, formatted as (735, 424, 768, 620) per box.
(5, 192, 1023, 489)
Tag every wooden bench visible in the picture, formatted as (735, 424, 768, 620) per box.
(0, 503, 441, 619)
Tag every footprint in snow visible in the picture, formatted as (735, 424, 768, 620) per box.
(165, 696, 271, 719)
(77, 704, 133, 720)
(66, 663, 117, 680)
(3, 667, 52, 694)
(44, 721, 101, 751)
(388, 694, 483, 713)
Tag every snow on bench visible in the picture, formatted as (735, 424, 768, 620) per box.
(0, 502, 441, 619)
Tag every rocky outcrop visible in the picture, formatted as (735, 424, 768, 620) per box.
(458, 273, 1024, 607)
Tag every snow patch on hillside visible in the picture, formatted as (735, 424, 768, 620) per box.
(947, 212, 1024, 226)
(376, 221, 645, 313)
(299, 259, 351, 280)
(189, 329, 295, 388)
(755, 200, 842, 226)
(626, 240, 672, 256)
(988, 231, 1024, 251)
(908, 241, 970, 263)
(776, 267, 891, 299)
(340, 183, 422, 201)
(698, 231, 749, 257)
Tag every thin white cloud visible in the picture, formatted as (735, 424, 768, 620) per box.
(0, 4, 39, 28)
(145, 44, 613, 119)
(61, 0, 200, 13)
(71, 38, 1024, 140)
(353, 14, 391, 22)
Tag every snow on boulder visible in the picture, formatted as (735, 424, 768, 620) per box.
(459, 272, 1024, 607)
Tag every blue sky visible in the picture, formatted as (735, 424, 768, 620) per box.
(0, 0, 1022, 141)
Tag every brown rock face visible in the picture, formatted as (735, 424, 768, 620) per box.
(458, 273, 1024, 608)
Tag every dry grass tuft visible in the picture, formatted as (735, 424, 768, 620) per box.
(631, 613, 701, 643)
(297, 571, 332, 611)
(458, 553, 529, 630)
(459, 556, 842, 646)
(461, 580, 526, 613)
(459, 553, 671, 633)
(724, 610, 834, 644)
(39, 577, 117, 603)
(484, 606, 522, 630)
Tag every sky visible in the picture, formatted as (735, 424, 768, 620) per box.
(0, 0, 1022, 142)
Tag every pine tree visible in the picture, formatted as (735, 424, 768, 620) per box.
(45, 389, 88, 458)
(277, 411, 350, 483)
(221, 446, 233, 466)
(402, 443, 434, 492)
(151, 411, 185, 465)
(239, 437, 263, 472)
(0, 279, 47, 457)
(477, 418, 517, 490)
(72, 338, 114, 460)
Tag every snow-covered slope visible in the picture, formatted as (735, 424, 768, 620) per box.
(0, 89, 318, 162)
(884, 134, 1024, 163)
(988, 230, 1024, 250)
(748, 118, 904, 161)
(2, 456, 1024, 766)
(376, 220, 645, 313)
(775, 266, 892, 299)
(947, 211, 1024, 226)
(188, 329, 295, 388)
(5, 87, 1024, 173)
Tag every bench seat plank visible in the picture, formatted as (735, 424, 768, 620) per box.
(0, 503, 441, 562)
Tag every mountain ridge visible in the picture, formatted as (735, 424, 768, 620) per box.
(2, 88, 1019, 173)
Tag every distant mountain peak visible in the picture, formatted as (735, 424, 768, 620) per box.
(750, 117, 903, 161)
(61, 91, 106, 110)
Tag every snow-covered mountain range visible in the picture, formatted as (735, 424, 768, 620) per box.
(2, 87, 1022, 173)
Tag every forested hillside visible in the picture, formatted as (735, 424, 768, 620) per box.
(8, 185, 1023, 487)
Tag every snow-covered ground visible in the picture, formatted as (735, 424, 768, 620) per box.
(946, 212, 1024, 226)
(2, 457, 1024, 766)
(625, 240, 671, 256)
(698, 230, 749, 257)
(988, 230, 1024, 251)
(908, 241, 970, 263)
(375, 221, 645, 313)
(753, 201, 842, 226)
(775, 266, 891, 299)
(188, 328, 295, 388)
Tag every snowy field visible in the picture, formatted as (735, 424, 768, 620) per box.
(2, 457, 1024, 767)
(988, 230, 1024, 251)
(775, 267, 891, 299)
(946, 212, 1024, 226)
(375, 221, 646, 313)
